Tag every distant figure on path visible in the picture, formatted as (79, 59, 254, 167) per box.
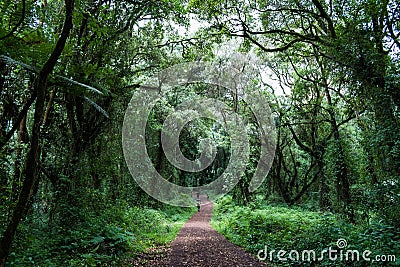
(196, 199, 201, 212)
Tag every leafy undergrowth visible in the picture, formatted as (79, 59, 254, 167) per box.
(7, 201, 195, 266)
(211, 196, 399, 267)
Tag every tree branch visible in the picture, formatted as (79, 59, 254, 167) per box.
(236, 31, 305, 52)
(0, 0, 26, 40)
(0, 91, 36, 150)
(0, 0, 74, 264)
(311, 0, 336, 38)
(288, 126, 313, 155)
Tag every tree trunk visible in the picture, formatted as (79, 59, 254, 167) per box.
(0, 0, 74, 265)
(322, 70, 354, 222)
(10, 104, 28, 204)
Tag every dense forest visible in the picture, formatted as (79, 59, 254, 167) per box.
(0, 0, 399, 266)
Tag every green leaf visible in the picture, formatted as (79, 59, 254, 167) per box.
(83, 96, 109, 119)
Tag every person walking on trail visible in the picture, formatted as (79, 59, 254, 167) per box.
(196, 199, 201, 212)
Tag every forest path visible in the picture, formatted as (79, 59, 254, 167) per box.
(166, 200, 268, 267)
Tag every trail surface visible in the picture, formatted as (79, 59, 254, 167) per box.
(132, 198, 268, 266)
(166, 200, 268, 267)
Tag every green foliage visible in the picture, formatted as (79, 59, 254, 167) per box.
(212, 196, 400, 266)
(1, 0, 400, 265)
(7, 200, 195, 266)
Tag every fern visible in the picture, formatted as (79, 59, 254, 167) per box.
(55, 75, 104, 95)
(1, 55, 108, 118)
(0, 55, 104, 95)
(0, 55, 40, 73)
(83, 97, 109, 119)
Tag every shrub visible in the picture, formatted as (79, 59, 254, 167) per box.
(211, 196, 399, 266)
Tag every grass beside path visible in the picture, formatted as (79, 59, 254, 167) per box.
(211, 196, 400, 267)
(7, 203, 196, 266)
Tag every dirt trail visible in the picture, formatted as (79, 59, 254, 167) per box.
(167, 199, 268, 267)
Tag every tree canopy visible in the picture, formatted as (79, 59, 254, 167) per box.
(0, 0, 399, 265)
